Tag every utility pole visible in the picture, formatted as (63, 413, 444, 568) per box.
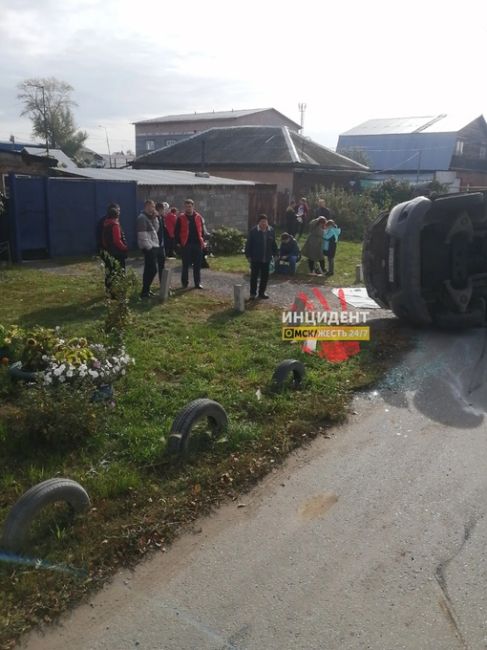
(99, 125, 112, 168)
(27, 82, 49, 157)
(298, 102, 307, 133)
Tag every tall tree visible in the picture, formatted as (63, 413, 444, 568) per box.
(17, 77, 88, 158)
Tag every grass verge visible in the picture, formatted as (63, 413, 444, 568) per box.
(209, 240, 363, 287)
(0, 261, 407, 649)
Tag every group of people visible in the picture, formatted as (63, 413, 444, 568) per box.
(244, 203, 341, 299)
(97, 195, 340, 303)
(97, 198, 209, 298)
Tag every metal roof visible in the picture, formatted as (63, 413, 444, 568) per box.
(134, 108, 272, 125)
(23, 146, 78, 169)
(56, 167, 256, 186)
(341, 114, 483, 136)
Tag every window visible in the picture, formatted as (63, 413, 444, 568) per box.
(455, 140, 464, 156)
(145, 140, 155, 151)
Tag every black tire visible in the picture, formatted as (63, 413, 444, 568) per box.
(8, 361, 39, 382)
(167, 398, 228, 455)
(271, 359, 305, 392)
(1, 478, 91, 552)
(434, 306, 486, 329)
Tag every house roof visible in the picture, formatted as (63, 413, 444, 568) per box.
(22, 146, 78, 169)
(341, 114, 483, 136)
(134, 108, 301, 129)
(134, 126, 368, 172)
(55, 167, 256, 187)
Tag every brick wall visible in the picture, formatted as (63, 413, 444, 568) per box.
(138, 184, 252, 231)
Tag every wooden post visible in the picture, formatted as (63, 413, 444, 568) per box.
(355, 264, 363, 283)
(234, 284, 245, 312)
(159, 268, 171, 302)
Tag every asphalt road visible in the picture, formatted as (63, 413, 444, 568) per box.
(20, 324, 487, 650)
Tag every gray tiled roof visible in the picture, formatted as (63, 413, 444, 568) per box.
(134, 126, 368, 171)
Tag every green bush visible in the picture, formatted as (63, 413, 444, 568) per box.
(211, 226, 246, 255)
(309, 186, 379, 241)
(3, 382, 109, 451)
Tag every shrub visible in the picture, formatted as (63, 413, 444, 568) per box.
(3, 382, 109, 450)
(309, 186, 379, 241)
(211, 227, 246, 255)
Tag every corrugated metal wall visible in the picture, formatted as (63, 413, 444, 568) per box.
(8, 175, 137, 261)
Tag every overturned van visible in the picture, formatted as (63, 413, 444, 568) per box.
(362, 192, 487, 328)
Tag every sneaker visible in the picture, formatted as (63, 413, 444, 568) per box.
(195, 284, 204, 289)
(249, 294, 257, 300)
(258, 294, 270, 299)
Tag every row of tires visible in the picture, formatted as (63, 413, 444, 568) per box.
(1, 359, 306, 552)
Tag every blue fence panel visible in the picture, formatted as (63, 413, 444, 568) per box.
(13, 176, 48, 255)
(8, 175, 138, 259)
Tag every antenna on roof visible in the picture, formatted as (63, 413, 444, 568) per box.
(298, 102, 307, 133)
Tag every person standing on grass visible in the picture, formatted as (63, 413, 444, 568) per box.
(164, 206, 178, 258)
(295, 197, 309, 239)
(100, 204, 128, 297)
(301, 216, 327, 276)
(323, 219, 341, 276)
(316, 197, 331, 219)
(137, 199, 159, 298)
(245, 214, 278, 299)
(174, 198, 206, 289)
(285, 200, 298, 237)
(154, 202, 166, 283)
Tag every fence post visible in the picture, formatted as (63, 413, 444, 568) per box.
(159, 268, 171, 302)
(234, 284, 245, 312)
(355, 264, 364, 283)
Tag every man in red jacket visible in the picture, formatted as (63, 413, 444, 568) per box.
(100, 203, 128, 297)
(174, 199, 205, 289)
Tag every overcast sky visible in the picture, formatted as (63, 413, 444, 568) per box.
(1, 0, 486, 155)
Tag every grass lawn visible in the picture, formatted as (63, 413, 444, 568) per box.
(209, 240, 363, 287)
(0, 260, 406, 647)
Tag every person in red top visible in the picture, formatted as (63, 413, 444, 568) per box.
(164, 206, 178, 258)
(174, 198, 205, 289)
(100, 203, 128, 297)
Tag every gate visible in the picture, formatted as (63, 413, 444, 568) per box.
(8, 175, 137, 261)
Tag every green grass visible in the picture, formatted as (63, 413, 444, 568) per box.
(209, 240, 363, 286)
(0, 260, 407, 647)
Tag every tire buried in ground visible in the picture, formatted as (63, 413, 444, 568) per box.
(1, 478, 91, 552)
(167, 398, 229, 455)
(271, 359, 305, 392)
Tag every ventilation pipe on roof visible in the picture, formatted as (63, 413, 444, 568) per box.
(195, 139, 208, 178)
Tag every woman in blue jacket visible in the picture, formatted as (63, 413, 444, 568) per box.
(322, 220, 341, 276)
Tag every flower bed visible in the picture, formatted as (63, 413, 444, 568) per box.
(0, 324, 134, 388)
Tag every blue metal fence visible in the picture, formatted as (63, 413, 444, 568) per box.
(8, 175, 138, 262)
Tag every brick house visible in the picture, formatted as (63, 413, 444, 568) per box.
(134, 108, 301, 157)
(133, 126, 369, 220)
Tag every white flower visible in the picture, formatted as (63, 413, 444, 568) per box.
(88, 369, 99, 378)
(59, 375, 66, 383)
(66, 370, 74, 378)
